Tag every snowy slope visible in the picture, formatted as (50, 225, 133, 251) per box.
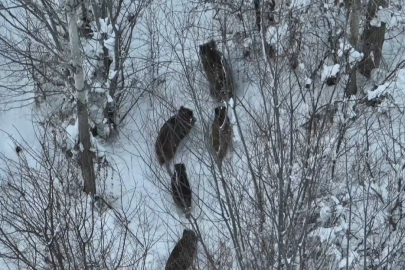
(1, 0, 405, 269)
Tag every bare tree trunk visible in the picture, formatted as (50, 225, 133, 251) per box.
(349, 0, 360, 49)
(67, 0, 96, 195)
(358, 0, 388, 78)
(254, 0, 261, 31)
(345, 0, 360, 96)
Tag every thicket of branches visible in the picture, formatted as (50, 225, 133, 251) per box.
(1, 0, 405, 269)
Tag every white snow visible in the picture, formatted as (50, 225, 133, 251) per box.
(0, 96, 38, 166)
(338, 42, 363, 64)
(266, 24, 288, 45)
(298, 63, 305, 70)
(94, 85, 106, 93)
(320, 205, 332, 224)
(242, 38, 252, 48)
(367, 68, 405, 104)
(228, 98, 241, 144)
(109, 70, 117, 80)
(315, 227, 335, 242)
(370, 7, 390, 27)
(65, 118, 79, 150)
(290, 0, 311, 8)
(321, 64, 340, 81)
(106, 93, 114, 103)
(99, 18, 109, 34)
(1, 0, 405, 269)
(58, 0, 67, 9)
(338, 250, 358, 268)
(104, 36, 116, 51)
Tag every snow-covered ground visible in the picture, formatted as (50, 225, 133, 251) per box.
(1, 0, 405, 269)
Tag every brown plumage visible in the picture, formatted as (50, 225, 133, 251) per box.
(165, 229, 198, 270)
(199, 40, 234, 102)
(171, 164, 192, 217)
(155, 107, 196, 165)
(211, 106, 232, 163)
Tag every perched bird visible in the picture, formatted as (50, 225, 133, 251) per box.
(211, 106, 232, 164)
(171, 163, 192, 218)
(155, 106, 196, 165)
(165, 229, 198, 270)
(199, 40, 234, 102)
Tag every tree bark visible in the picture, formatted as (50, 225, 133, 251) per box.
(67, 0, 96, 195)
(254, 0, 261, 31)
(349, 0, 360, 50)
(358, 0, 388, 78)
(345, 0, 360, 96)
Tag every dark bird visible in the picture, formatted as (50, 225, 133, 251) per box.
(171, 164, 192, 218)
(165, 229, 198, 270)
(199, 40, 234, 102)
(211, 106, 232, 164)
(155, 107, 196, 166)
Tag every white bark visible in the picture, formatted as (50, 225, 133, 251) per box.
(66, 0, 96, 195)
(67, 0, 86, 104)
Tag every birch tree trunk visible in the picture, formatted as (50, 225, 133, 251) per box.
(66, 0, 96, 195)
